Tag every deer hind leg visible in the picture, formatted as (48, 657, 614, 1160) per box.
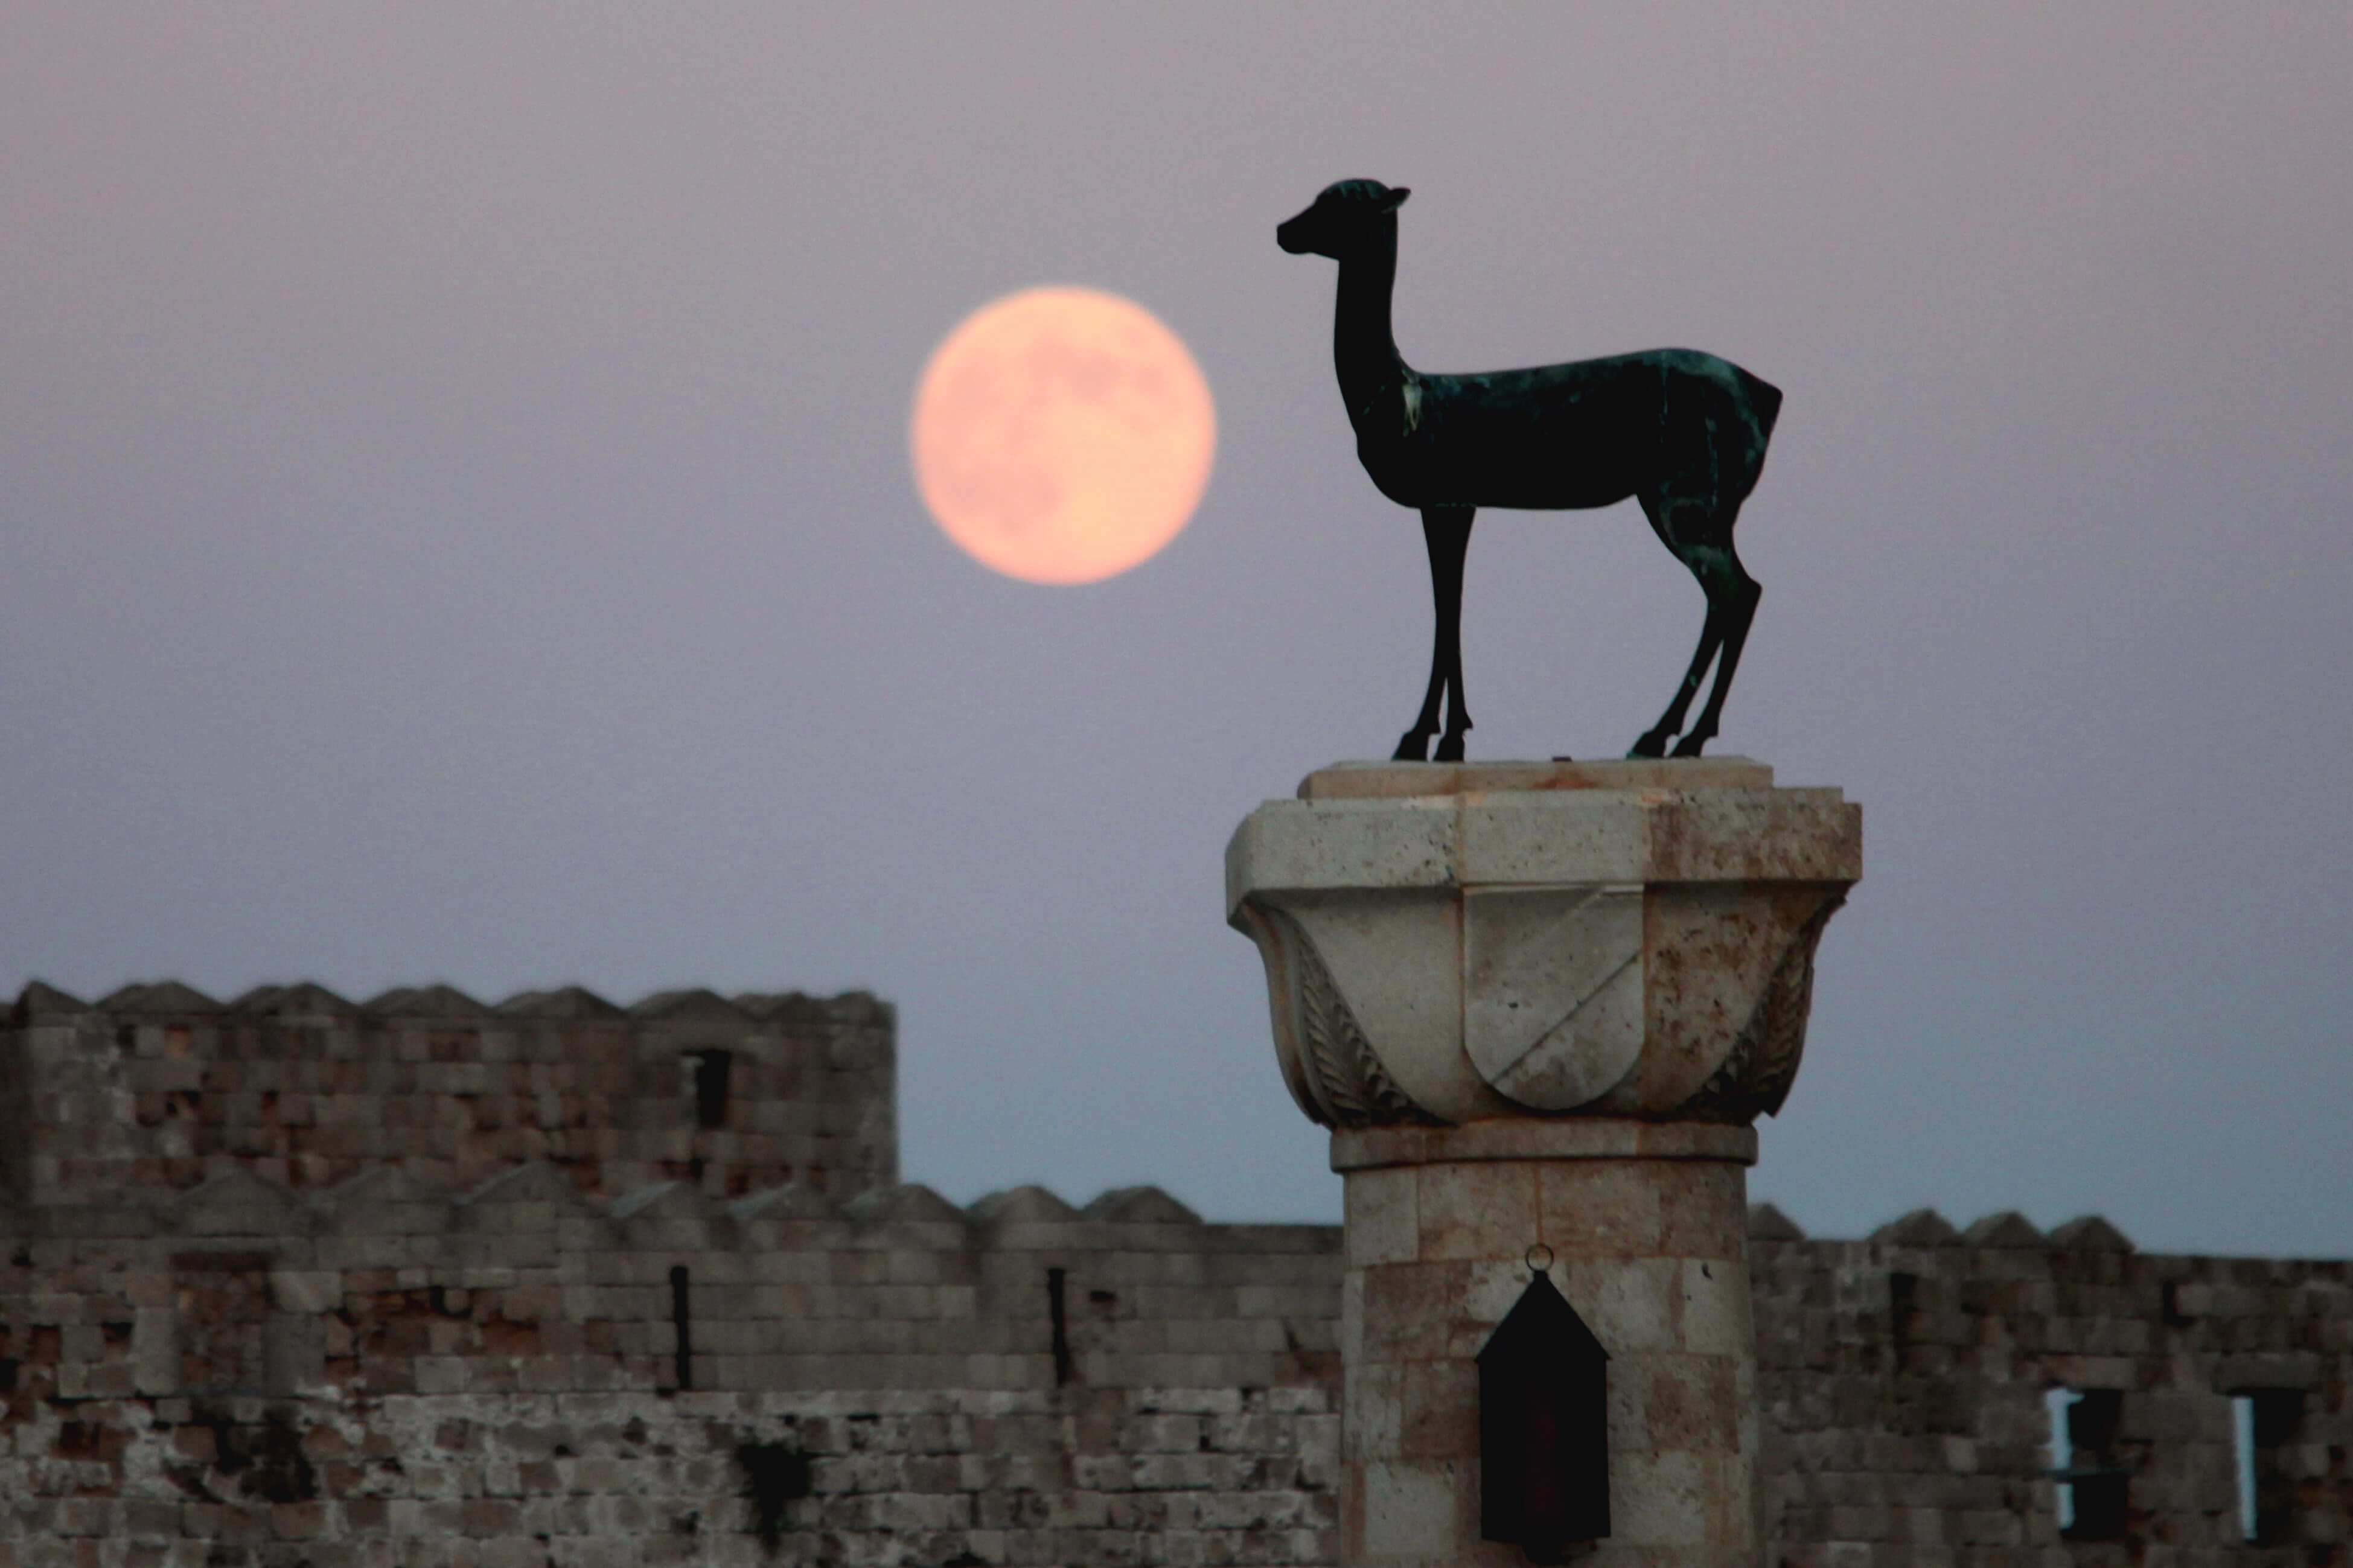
(1671, 541, 1759, 756)
(1630, 496, 1757, 759)
(1394, 506, 1475, 762)
(1630, 593, 1725, 758)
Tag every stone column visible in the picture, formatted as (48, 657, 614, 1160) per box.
(1228, 760, 1860, 1568)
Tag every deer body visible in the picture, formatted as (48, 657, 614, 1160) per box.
(1281, 179, 1781, 760)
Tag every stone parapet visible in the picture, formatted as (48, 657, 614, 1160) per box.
(0, 1167, 1341, 1402)
(0, 982, 897, 1206)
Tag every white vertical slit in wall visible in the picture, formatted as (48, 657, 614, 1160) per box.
(2045, 1387, 2077, 1532)
(2233, 1395, 2259, 1543)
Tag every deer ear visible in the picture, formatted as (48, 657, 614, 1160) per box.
(1382, 186, 1411, 211)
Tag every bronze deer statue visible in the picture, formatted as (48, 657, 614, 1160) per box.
(1278, 179, 1782, 760)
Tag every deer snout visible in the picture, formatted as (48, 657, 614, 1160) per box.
(1276, 208, 1321, 255)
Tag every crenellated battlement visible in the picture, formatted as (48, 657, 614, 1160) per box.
(0, 1156, 1339, 1401)
(1, 981, 896, 1208)
(0, 1156, 1230, 1271)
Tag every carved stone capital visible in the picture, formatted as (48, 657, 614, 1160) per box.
(1227, 759, 1859, 1129)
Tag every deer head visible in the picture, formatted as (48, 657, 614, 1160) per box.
(1277, 179, 1411, 258)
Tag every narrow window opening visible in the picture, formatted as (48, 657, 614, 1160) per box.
(1888, 1272, 1919, 1371)
(691, 1050, 733, 1130)
(669, 1264, 693, 1392)
(2048, 1387, 2127, 1541)
(1046, 1266, 1071, 1386)
(2233, 1390, 2304, 1546)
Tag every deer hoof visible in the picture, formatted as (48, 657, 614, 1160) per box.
(1434, 735, 1466, 763)
(1627, 731, 1670, 759)
(1670, 734, 1711, 758)
(1391, 733, 1432, 762)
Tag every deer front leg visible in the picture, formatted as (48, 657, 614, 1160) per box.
(1429, 506, 1475, 762)
(1393, 506, 1475, 762)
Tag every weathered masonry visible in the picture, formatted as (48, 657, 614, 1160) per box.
(0, 982, 2346, 1567)
(1748, 1207, 2352, 1568)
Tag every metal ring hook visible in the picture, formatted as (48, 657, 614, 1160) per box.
(1525, 1243, 1555, 1275)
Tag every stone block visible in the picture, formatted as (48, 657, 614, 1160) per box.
(269, 1270, 340, 1313)
(1356, 1260, 1474, 1363)
(1396, 1356, 1477, 1461)
(1682, 1258, 1756, 1356)
(1556, 1256, 1682, 1354)
(1413, 1161, 1538, 1263)
(1356, 1459, 1459, 1557)
(1610, 1450, 1714, 1546)
(1644, 1353, 1742, 1454)
(1343, 1167, 1417, 1268)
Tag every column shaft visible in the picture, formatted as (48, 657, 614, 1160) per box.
(1337, 1120, 1760, 1568)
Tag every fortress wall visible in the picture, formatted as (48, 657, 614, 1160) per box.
(3, 984, 898, 1206)
(1752, 1213, 2353, 1568)
(4, 1176, 2345, 1567)
(0, 1167, 1344, 1567)
(0, 988, 2345, 1566)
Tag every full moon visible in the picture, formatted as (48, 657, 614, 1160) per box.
(911, 287, 1216, 585)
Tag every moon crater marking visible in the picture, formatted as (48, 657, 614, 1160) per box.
(912, 287, 1215, 585)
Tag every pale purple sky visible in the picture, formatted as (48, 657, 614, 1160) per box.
(4, 7, 2348, 1254)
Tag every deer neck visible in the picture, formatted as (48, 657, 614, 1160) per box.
(1332, 224, 1410, 431)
